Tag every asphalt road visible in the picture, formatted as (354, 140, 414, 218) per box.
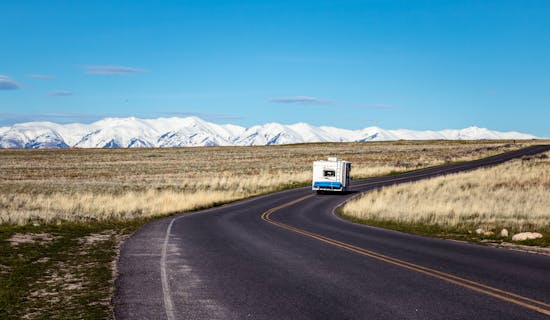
(114, 145, 550, 320)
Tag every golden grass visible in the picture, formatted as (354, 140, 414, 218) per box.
(342, 151, 550, 233)
(0, 140, 540, 224)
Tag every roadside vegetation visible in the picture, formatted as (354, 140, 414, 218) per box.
(0, 140, 541, 319)
(0, 221, 144, 319)
(0, 141, 533, 224)
(341, 150, 550, 247)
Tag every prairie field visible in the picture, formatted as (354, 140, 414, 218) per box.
(0, 141, 536, 225)
(0, 140, 545, 319)
(342, 150, 550, 237)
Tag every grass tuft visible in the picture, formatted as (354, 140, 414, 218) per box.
(341, 151, 550, 246)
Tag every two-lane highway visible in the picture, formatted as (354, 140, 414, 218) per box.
(114, 145, 550, 319)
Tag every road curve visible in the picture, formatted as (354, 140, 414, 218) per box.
(114, 145, 550, 320)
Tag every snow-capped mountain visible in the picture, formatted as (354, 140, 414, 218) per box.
(0, 116, 538, 149)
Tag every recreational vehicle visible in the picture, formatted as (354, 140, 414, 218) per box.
(312, 157, 351, 193)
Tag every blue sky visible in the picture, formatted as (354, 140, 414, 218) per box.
(1, 1, 549, 136)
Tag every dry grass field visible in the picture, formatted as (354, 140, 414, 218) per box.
(0, 141, 536, 225)
(1, 140, 545, 319)
(342, 151, 550, 236)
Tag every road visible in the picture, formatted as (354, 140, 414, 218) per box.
(114, 145, 550, 320)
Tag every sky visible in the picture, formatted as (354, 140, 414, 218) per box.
(1, 0, 549, 136)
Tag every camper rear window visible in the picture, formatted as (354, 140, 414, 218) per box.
(323, 170, 335, 177)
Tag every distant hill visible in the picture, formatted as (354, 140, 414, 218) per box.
(0, 116, 538, 148)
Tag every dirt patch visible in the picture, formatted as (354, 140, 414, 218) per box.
(7, 233, 57, 247)
(32, 257, 50, 264)
(78, 231, 116, 245)
(25, 263, 86, 319)
(0, 264, 10, 275)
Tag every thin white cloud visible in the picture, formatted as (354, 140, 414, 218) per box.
(48, 90, 74, 96)
(84, 65, 147, 75)
(268, 96, 333, 105)
(29, 74, 55, 80)
(0, 75, 20, 90)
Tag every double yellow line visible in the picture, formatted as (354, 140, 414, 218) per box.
(260, 171, 550, 316)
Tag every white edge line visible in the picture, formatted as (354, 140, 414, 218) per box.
(161, 217, 177, 320)
(157, 187, 310, 320)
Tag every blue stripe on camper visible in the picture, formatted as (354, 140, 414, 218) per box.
(313, 181, 342, 189)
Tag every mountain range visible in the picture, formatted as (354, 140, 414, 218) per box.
(0, 116, 538, 149)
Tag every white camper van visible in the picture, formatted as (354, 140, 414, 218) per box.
(312, 157, 351, 193)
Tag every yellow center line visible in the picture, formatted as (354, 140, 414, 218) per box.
(260, 176, 550, 316)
